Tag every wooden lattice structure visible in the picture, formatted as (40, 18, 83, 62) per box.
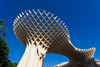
(13, 9, 98, 67)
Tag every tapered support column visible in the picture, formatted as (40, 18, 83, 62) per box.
(17, 42, 45, 67)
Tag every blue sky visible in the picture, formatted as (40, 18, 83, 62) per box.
(0, 0, 100, 67)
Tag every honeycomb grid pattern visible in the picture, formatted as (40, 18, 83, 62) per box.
(13, 9, 70, 55)
(13, 9, 95, 63)
(76, 48, 95, 62)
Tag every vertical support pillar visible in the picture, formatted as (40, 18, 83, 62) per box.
(17, 42, 45, 67)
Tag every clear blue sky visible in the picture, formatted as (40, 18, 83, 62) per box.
(0, 0, 100, 67)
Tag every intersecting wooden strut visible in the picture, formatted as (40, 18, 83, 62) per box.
(13, 9, 96, 67)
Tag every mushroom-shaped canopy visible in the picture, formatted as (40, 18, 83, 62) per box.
(13, 9, 69, 55)
(13, 9, 95, 62)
